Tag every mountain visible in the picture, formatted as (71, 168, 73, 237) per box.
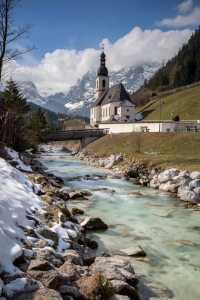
(0, 63, 160, 117)
(146, 25, 200, 91)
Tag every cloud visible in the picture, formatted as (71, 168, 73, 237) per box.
(157, 4, 200, 28)
(178, 0, 193, 13)
(12, 27, 192, 94)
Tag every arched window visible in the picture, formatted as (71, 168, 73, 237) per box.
(102, 80, 106, 88)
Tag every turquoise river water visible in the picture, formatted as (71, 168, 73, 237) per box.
(39, 152, 200, 300)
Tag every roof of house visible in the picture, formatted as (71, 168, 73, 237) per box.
(91, 83, 135, 108)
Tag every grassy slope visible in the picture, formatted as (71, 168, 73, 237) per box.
(86, 132, 200, 172)
(135, 86, 200, 121)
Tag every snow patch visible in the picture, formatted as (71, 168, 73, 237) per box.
(5, 147, 32, 172)
(0, 158, 44, 274)
(135, 112, 143, 121)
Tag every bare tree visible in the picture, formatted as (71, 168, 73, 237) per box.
(133, 132, 144, 153)
(0, 0, 36, 82)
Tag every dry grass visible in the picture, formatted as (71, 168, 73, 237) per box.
(86, 132, 200, 172)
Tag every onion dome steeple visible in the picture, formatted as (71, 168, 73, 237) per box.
(97, 44, 108, 76)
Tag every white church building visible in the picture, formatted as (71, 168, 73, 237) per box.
(90, 49, 200, 133)
(90, 49, 135, 126)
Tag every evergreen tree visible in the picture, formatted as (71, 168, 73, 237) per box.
(26, 107, 50, 145)
(1, 78, 30, 148)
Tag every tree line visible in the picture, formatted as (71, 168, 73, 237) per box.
(0, 78, 50, 151)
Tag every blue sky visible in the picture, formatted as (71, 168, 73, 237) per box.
(9, 0, 200, 93)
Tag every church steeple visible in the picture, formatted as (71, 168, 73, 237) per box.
(97, 45, 108, 76)
(96, 45, 109, 99)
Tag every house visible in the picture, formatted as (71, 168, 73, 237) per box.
(58, 116, 87, 131)
(90, 48, 135, 126)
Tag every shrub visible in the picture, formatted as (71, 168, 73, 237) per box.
(173, 115, 180, 121)
(94, 124, 99, 128)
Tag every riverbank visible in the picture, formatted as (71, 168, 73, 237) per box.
(0, 144, 148, 300)
(85, 132, 200, 172)
(76, 134, 200, 210)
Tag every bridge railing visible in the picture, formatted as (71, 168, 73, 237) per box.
(43, 128, 109, 140)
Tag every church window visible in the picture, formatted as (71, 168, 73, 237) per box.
(102, 80, 106, 88)
(126, 115, 130, 119)
(127, 109, 129, 112)
(114, 107, 117, 115)
(109, 95, 111, 99)
(103, 109, 105, 117)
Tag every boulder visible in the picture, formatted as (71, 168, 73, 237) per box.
(57, 250, 83, 266)
(178, 186, 200, 202)
(7, 288, 63, 300)
(59, 262, 92, 281)
(73, 272, 115, 300)
(180, 191, 200, 203)
(190, 172, 200, 180)
(177, 186, 193, 198)
(80, 216, 108, 230)
(158, 168, 179, 183)
(90, 257, 138, 286)
(189, 179, 200, 188)
(27, 270, 62, 289)
(68, 191, 87, 200)
(139, 176, 150, 186)
(86, 238, 98, 249)
(36, 227, 58, 246)
(159, 181, 175, 192)
(150, 179, 160, 189)
(111, 280, 139, 300)
(120, 246, 146, 257)
(180, 179, 191, 186)
(57, 285, 81, 298)
(125, 167, 138, 178)
(194, 187, 200, 194)
(28, 260, 54, 271)
(36, 249, 64, 268)
(79, 246, 96, 266)
(71, 208, 84, 215)
(22, 156, 32, 165)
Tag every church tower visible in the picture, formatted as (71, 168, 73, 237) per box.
(96, 45, 109, 99)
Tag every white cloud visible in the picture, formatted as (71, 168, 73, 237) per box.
(178, 0, 193, 13)
(158, 5, 200, 28)
(11, 27, 192, 94)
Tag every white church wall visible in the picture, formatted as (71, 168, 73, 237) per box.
(119, 106, 135, 122)
(99, 122, 134, 133)
(99, 121, 200, 133)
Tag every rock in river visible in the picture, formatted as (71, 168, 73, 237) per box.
(120, 246, 146, 257)
(80, 216, 108, 230)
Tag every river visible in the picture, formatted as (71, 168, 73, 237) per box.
(39, 151, 200, 300)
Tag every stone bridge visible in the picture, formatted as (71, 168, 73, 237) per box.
(43, 128, 109, 148)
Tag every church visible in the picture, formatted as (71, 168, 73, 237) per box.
(90, 48, 135, 126)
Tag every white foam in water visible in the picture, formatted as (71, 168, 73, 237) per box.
(39, 152, 200, 300)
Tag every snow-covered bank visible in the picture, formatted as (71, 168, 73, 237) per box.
(0, 158, 44, 275)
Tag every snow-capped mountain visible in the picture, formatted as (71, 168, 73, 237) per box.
(64, 64, 160, 117)
(0, 63, 160, 117)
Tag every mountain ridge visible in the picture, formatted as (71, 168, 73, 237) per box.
(0, 63, 161, 117)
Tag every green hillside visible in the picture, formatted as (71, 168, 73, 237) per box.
(86, 132, 200, 172)
(135, 85, 200, 121)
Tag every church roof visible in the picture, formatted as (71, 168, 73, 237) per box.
(91, 82, 135, 108)
(118, 99, 135, 107)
